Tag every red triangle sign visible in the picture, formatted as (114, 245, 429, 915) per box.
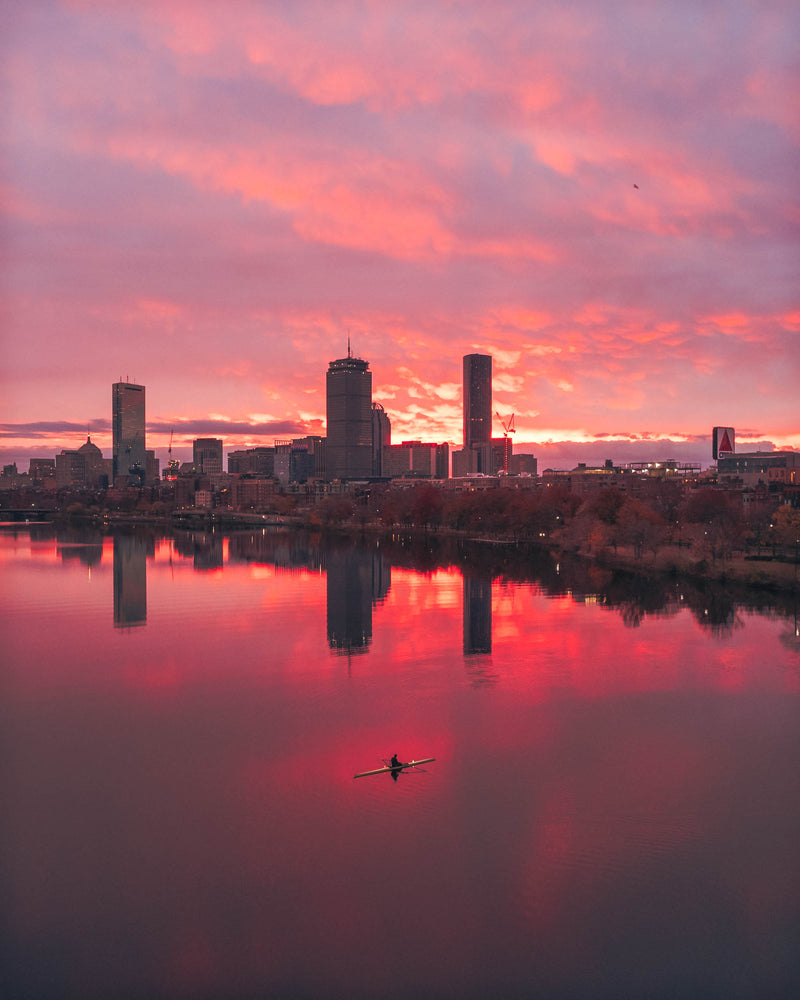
(720, 430, 732, 453)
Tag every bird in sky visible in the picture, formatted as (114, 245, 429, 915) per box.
(633, 183, 639, 189)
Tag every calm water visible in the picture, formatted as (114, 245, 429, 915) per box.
(1, 524, 798, 1000)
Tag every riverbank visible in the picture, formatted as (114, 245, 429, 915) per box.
(584, 543, 799, 592)
(18, 509, 800, 593)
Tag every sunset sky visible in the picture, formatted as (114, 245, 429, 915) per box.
(2, 0, 798, 471)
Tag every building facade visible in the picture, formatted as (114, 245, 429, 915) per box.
(717, 451, 800, 486)
(326, 352, 373, 480)
(371, 402, 391, 477)
(112, 381, 146, 484)
(383, 441, 449, 479)
(463, 354, 492, 449)
(193, 438, 224, 475)
(227, 447, 275, 477)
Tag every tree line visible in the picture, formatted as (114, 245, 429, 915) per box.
(311, 481, 800, 566)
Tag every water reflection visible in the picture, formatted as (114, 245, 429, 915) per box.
(57, 528, 104, 568)
(16, 523, 800, 648)
(2, 525, 799, 1000)
(113, 534, 148, 628)
(463, 575, 492, 655)
(326, 546, 391, 656)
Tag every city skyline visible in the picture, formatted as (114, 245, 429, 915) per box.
(2, 1, 798, 473)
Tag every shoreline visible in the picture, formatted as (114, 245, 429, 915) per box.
(6, 510, 799, 594)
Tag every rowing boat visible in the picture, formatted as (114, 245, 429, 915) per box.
(353, 757, 435, 779)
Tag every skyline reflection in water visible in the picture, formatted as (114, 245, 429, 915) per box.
(1, 524, 798, 1000)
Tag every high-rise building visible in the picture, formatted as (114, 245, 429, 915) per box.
(326, 350, 373, 480)
(112, 380, 146, 484)
(463, 354, 492, 449)
(193, 437, 223, 475)
(371, 402, 391, 477)
(455, 354, 494, 474)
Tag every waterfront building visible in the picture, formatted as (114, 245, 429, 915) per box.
(112, 380, 146, 485)
(326, 350, 373, 480)
(229, 477, 279, 511)
(193, 438, 223, 475)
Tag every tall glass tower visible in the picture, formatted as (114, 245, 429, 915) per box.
(463, 354, 492, 448)
(326, 351, 373, 480)
(112, 380, 146, 484)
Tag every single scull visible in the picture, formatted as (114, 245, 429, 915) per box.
(353, 757, 435, 779)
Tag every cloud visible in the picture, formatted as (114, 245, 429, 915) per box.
(1, 0, 797, 470)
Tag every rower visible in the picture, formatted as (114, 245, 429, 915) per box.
(390, 754, 401, 769)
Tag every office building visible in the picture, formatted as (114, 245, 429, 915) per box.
(383, 441, 449, 479)
(372, 402, 391, 477)
(29, 459, 56, 483)
(463, 354, 492, 449)
(717, 451, 800, 486)
(326, 350, 373, 480)
(228, 447, 275, 477)
(193, 438, 223, 475)
(112, 380, 146, 485)
(456, 354, 494, 475)
(55, 450, 87, 488)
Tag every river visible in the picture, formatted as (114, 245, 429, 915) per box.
(1, 524, 798, 999)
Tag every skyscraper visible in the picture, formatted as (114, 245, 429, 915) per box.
(112, 380, 146, 484)
(458, 353, 493, 474)
(371, 402, 391, 477)
(463, 354, 492, 448)
(326, 350, 373, 480)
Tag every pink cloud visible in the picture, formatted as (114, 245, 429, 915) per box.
(0, 0, 796, 470)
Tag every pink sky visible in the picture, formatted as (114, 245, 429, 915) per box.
(2, 0, 798, 471)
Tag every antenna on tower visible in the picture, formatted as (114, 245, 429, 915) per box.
(347, 334, 351, 359)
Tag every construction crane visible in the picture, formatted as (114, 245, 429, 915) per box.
(495, 412, 516, 473)
(166, 429, 180, 480)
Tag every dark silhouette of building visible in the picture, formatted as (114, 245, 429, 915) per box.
(112, 380, 146, 485)
(227, 446, 275, 476)
(372, 402, 391, 477)
(326, 349, 373, 480)
(463, 354, 492, 449)
(456, 354, 494, 475)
